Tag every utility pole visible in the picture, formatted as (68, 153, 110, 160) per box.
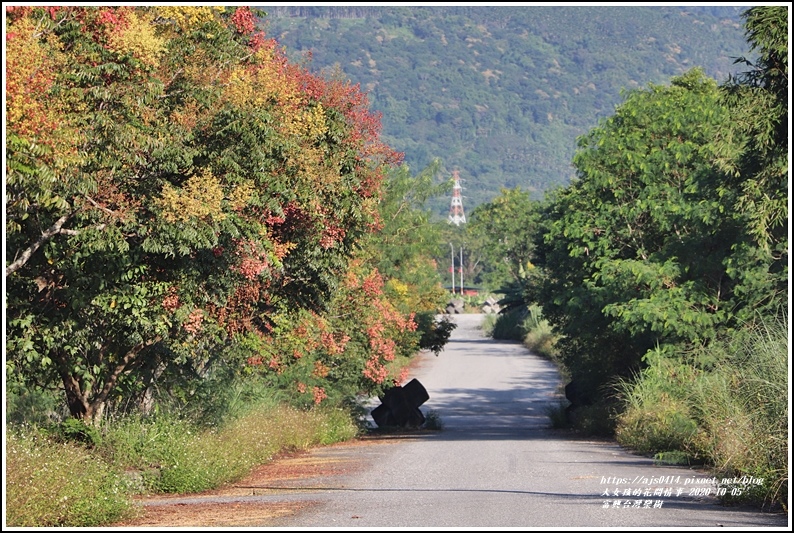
(449, 242, 455, 295)
(459, 245, 464, 295)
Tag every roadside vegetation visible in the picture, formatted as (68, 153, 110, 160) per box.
(6, 399, 359, 526)
(615, 312, 788, 510)
(469, 7, 788, 511)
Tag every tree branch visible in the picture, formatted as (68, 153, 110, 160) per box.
(94, 336, 162, 408)
(6, 214, 108, 276)
(6, 214, 71, 276)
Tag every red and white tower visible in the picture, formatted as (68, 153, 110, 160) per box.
(448, 170, 466, 226)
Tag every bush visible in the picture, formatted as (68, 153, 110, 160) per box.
(6, 393, 362, 526)
(616, 399, 702, 457)
(568, 401, 619, 437)
(614, 313, 788, 510)
(615, 352, 705, 459)
(6, 388, 65, 427)
(522, 305, 559, 360)
(687, 313, 788, 510)
(486, 307, 528, 341)
(545, 401, 570, 429)
(422, 409, 444, 430)
(54, 418, 103, 448)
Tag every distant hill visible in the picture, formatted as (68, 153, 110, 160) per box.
(258, 5, 752, 214)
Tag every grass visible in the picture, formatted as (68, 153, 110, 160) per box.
(545, 401, 570, 429)
(482, 305, 561, 362)
(5, 401, 359, 526)
(422, 409, 445, 430)
(5, 430, 137, 527)
(613, 313, 788, 510)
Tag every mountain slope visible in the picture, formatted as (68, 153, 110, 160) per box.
(259, 5, 751, 212)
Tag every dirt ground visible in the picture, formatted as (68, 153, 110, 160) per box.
(110, 436, 406, 527)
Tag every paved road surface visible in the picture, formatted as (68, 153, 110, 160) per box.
(264, 314, 788, 528)
(145, 314, 789, 528)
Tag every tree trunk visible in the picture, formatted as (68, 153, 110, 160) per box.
(55, 352, 90, 420)
(55, 337, 162, 422)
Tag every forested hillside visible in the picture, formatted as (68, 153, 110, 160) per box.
(259, 5, 752, 212)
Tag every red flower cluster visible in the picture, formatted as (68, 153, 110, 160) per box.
(312, 386, 327, 404)
(183, 309, 204, 334)
(320, 331, 349, 355)
(363, 355, 389, 384)
(231, 238, 269, 280)
(319, 223, 346, 249)
(393, 367, 410, 387)
(162, 288, 180, 312)
(231, 7, 255, 35)
(248, 32, 270, 52)
(361, 269, 384, 298)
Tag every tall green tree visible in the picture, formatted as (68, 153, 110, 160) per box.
(529, 69, 738, 403)
(357, 161, 454, 351)
(362, 160, 448, 282)
(529, 5, 787, 412)
(467, 187, 540, 291)
(712, 5, 788, 314)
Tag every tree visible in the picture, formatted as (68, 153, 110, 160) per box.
(5, 6, 403, 422)
(466, 186, 540, 290)
(712, 6, 788, 315)
(529, 69, 739, 404)
(358, 161, 455, 353)
(361, 160, 450, 307)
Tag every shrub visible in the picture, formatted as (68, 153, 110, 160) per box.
(687, 313, 788, 510)
(615, 352, 705, 459)
(487, 307, 528, 341)
(54, 418, 103, 448)
(422, 409, 444, 430)
(522, 305, 559, 360)
(614, 313, 788, 510)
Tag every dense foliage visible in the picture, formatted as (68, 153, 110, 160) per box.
(525, 5, 787, 409)
(262, 6, 751, 212)
(466, 187, 540, 291)
(529, 69, 740, 402)
(464, 7, 788, 507)
(5, 6, 448, 424)
(522, 7, 788, 501)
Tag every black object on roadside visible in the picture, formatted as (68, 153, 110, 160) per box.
(371, 378, 429, 428)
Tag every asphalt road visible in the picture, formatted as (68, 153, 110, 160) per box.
(267, 313, 789, 528)
(147, 313, 789, 528)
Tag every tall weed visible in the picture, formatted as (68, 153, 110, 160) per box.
(97, 403, 358, 494)
(486, 307, 528, 341)
(6, 399, 360, 526)
(522, 305, 560, 360)
(615, 312, 788, 509)
(615, 350, 704, 457)
(688, 313, 788, 509)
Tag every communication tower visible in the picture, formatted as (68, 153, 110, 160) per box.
(448, 170, 466, 226)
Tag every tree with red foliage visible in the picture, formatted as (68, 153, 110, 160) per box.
(5, 6, 406, 421)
